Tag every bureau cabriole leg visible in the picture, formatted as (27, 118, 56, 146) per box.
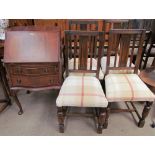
(11, 90, 23, 115)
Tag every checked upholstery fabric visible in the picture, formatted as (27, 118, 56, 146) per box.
(56, 76, 108, 107)
(105, 74, 155, 102)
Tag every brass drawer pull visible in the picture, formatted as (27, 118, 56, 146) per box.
(15, 67, 22, 74)
(17, 79, 21, 84)
(49, 79, 54, 84)
(44, 68, 48, 73)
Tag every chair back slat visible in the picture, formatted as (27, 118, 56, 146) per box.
(106, 29, 145, 75)
(73, 34, 78, 70)
(69, 34, 72, 59)
(89, 36, 93, 70)
(93, 35, 97, 59)
(64, 30, 104, 78)
(129, 34, 136, 67)
(119, 34, 131, 67)
(79, 35, 88, 70)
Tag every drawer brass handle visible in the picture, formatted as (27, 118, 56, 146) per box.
(16, 68, 22, 74)
(49, 79, 54, 84)
(44, 69, 48, 73)
(17, 79, 21, 84)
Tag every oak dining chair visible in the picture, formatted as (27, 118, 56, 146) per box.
(104, 29, 155, 128)
(56, 30, 108, 133)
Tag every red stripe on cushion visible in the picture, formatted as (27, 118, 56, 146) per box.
(124, 75, 134, 101)
(59, 93, 105, 97)
(107, 97, 155, 100)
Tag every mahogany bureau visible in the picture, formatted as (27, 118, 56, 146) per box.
(4, 26, 62, 114)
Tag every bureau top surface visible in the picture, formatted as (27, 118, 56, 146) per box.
(4, 27, 60, 63)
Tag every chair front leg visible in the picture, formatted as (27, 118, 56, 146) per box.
(104, 103, 111, 129)
(138, 101, 153, 128)
(57, 107, 65, 133)
(97, 108, 106, 134)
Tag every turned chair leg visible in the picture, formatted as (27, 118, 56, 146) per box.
(97, 108, 106, 134)
(57, 107, 65, 133)
(11, 91, 23, 115)
(138, 101, 153, 128)
(104, 103, 111, 129)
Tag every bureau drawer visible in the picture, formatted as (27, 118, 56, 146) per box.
(9, 64, 59, 76)
(10, 75, 60, 88)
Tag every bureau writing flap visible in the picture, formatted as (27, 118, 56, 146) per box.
(4, 27, 60, 63)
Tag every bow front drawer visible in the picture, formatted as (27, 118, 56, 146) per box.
(5, 63, 61, 88)
(10, 75, 60, 88)
(7, 63, 59, 76)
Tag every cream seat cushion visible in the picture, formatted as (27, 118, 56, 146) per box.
(64, 58, 104, 80)
(105, 74, 155, 102)
(56, 76, 108, 107)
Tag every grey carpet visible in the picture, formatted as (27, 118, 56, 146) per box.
(0, 88, 155, 136)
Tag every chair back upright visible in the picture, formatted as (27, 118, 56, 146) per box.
(152, 58, 155, 68)
(64, 30, 104, 79)
(106, 29, 145, 75)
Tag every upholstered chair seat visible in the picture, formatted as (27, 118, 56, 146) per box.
(105, 74, 155, 102)
(57, 76, 108, 107)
